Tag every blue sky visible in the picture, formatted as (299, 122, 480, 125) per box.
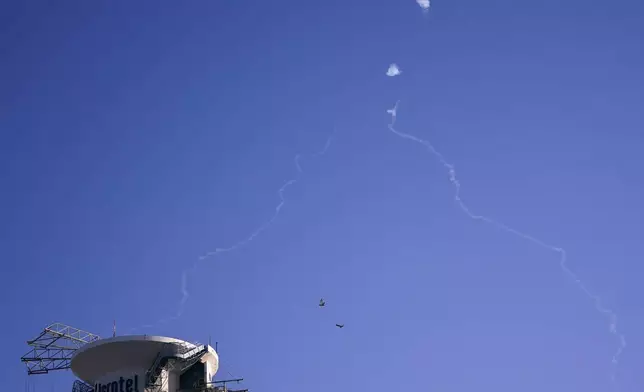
(2, 0, 644, 391)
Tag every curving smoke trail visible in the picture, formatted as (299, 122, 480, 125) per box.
(386, 101, 626, 389)
(128, 131, 335, 333)
(192, 131, 334, 265)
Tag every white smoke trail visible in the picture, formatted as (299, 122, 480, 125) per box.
(127, 130, 335, 333)
(193, 130, 334, 264)
(386, 101, 625, 389)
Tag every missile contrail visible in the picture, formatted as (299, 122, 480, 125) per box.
(128, 130, 336, 333)
(386, 101, 625, 389)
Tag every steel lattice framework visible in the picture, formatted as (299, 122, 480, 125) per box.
(71, 380, 94, 392)
(21, 323, 101, 375)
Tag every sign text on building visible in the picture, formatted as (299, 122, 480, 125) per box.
(94, 375, 140, 392)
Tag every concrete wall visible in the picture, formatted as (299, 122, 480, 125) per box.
(167, 371, 180, 392)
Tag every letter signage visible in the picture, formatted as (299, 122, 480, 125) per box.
(94, 375, 140, 392)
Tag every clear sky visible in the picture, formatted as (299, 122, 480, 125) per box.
(2, 0, 644, 391)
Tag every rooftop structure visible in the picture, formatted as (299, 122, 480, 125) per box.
(21, 323, 248, 392)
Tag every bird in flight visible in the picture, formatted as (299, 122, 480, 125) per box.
(319, 298, 326, 307)
(335, 324, 344, 329)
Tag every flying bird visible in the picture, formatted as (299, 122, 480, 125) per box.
(319, 298, 326, 307)
(335, 324, 344, 329)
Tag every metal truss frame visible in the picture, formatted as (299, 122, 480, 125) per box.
(21, 323, 101, 375)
